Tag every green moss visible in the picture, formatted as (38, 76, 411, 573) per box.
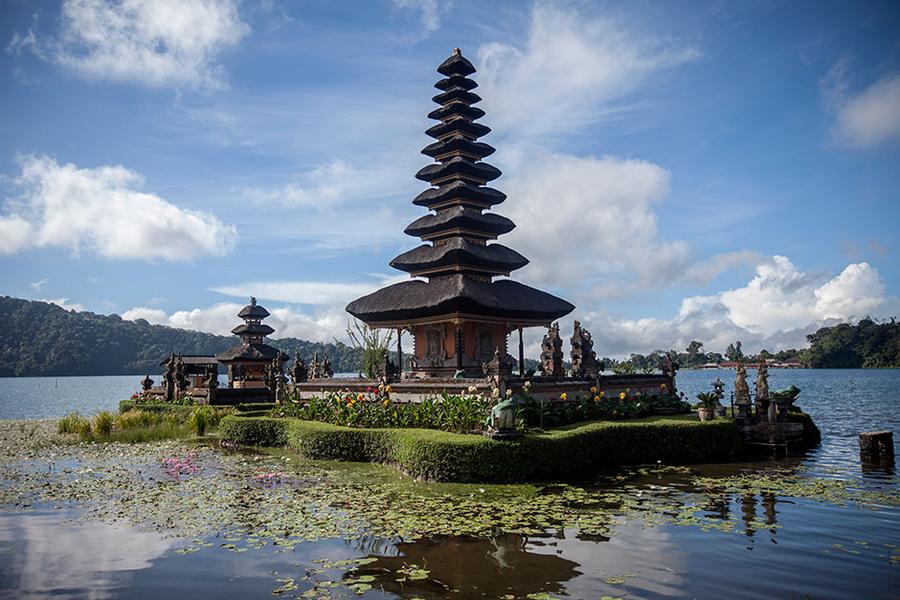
(219, 415, 742, 483)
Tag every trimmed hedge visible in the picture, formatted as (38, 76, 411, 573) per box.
(119, 400, 275, 415)
(219, 415, 742, 483)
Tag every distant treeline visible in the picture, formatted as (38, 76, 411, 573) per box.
(0, 296, 362, 377)
(1, 297, 896, 377)
(602, 317, 900, 372)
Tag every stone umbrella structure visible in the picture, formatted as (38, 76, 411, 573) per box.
(346, 49, 574, 377)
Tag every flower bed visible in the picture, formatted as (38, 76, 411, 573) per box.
(219, 414, 742, 483)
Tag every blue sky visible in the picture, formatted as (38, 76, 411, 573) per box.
(1, 0, 898, 357)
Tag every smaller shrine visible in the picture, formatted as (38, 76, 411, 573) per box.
(216, 297, 286, 389)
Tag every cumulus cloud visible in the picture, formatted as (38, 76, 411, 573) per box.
(14, 0, 249, 89)
(476, 3, 699, 137)
(211, 274, 408, 306)
(39, 297, 85, 312)
(821, 59, 900, 148)
(392, 0, 448, 37)
(501, 153, 755, 296)
(122, 301, 346, 342)
(572, 257, 889, 358)
(242, 161, 365, 208)
(2, 154, 236, 261)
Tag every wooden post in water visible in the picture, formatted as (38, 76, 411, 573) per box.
(859, 431, 894, 463)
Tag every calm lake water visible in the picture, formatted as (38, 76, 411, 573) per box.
(1, 369, 898, 599)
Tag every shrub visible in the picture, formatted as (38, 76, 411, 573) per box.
(58, 411, 89, 434)
(75, 419, 93, 441)
(219, 415, 743, 483)
(93, 411, 115, 438)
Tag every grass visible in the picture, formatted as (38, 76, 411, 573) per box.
(56, 405, 234, 444)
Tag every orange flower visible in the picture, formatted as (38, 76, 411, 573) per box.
(618, 391, 626, 401)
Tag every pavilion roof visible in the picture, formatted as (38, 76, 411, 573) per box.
(404, 206, 515, 239)
(390, 238, 528, 277)
(231, 322, 275, 336)
(216, 342, 281, 362)
(346, 274, 574, 325)
(238, 297, 270, 319)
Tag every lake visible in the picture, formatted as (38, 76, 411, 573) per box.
(0, 369, 898, 599)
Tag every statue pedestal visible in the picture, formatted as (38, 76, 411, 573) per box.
(484, 428, 522, 441)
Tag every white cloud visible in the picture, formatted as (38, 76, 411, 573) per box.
(29, 278, 48, 292)
(242, 160, 365, 208)
(40, 297, 85, 312)
(4, 154, 236, 261)
(211, 274, 408, 305)
(476, 3, 699, 138)
(19, 0, 249, 89)
(572, 257, 889, 357)
(122, 301, 347, 342)
(0, 215, 33, 255)
(821, 60, 900, 148)
(392, 0, 447, 37)
(502, 153, 752, 297)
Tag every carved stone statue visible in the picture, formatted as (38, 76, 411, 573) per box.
(321, 355, 333, 378)
(570, 321, 601, 378)
(755, 362, 770, 422)
(661, 354, 679, 379)
(539, 322, 564, 377)
(272, 353, 288, 403)
(377, 354, 398, 384)
(482, 347, 513, 378)
(484, 393, 521, 440)
(308, 353, 321, 379)
(291, 357, 308, 383)
(140, 374, 154, 391)
(163, 352, 176, 401)
(734, 362, 752, 421)
(205, 364, 218, 404)
(173, 354, 188, 395)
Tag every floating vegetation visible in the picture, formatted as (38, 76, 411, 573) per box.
(1, 419, 898, 565)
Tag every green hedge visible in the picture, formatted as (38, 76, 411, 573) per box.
(219, 415, 742, 483)
(118, 400, 275, 415)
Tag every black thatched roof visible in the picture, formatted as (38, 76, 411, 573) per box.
(231, 322, 275, 336)
(434, 75, 478, 91)
(216, 342, 281, 362)
(412, 181, 505, 208)
(432, 88, 481, 106)
(404, 207, 515, 238)
(426, 119, 490, 140)
(237, 298, 269, 319)
(347, 49, 574, 325)
(427, 103, 485, 121)
(158, 355, 218, 367)
(347, 274, 574, 324)
(437, 50, 476, 77)
(421, 136, 495, 160)
(390, 239, 528, 276)
(415, 157, 501, 184)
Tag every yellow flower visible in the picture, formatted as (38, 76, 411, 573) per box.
(357, 393, 365, 402)
(382, 399, 390, 406)
(599, 390, 605, 397)
(560, 392, 568, 401)
(385, 385, 392, 393)
(593, 395, 600, 402)
(659, 383, 667, 389)
(619, 391, 626, 400)
(590, 386, 597, 394)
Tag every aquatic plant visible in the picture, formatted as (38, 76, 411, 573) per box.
(58, 411, 90, 435)
(92, 411, 115, 438)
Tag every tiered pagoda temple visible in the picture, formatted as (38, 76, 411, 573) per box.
(347, 49, 574, 378)
(216, 297, 285, 387)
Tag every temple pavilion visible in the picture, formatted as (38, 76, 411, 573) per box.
(216, 297, 286, 388)
(347, 49, 574, 378)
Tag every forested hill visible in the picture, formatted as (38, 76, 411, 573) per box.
(0, 296, 361, 377)
(804, 317, 900, 368)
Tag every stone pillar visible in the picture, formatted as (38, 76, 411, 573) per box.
(455, 326, 463, 372)
(859, 431, 894, 463)
(518, 327, 524, 377)
(397, 328, 403, 376)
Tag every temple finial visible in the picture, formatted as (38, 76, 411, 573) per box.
(453, 47, 461, 55)
(250, 296, 256, 305)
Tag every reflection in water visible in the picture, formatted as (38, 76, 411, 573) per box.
(0, 511, 171, 599)
(350, 534, 580, 599)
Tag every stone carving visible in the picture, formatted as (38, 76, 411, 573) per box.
(308, 353, 321, 379)
(205, 363, 218, 404)
(163, 352, 176, 401)
(755, 362, 770, 422)
(570, 320, 601, 378)
(174, 354, 188, 395)
(377, 354, 398, 384)
(321, 355, 334, 378)
(734, 363, 752, 421)
(482, 347, 513, 378)
(539, 322, 564, 377)
(424, 325, 448, 367)
(291, 356, 308, 383)
(272, 353, 288, 403)
(140, 374, 154, 391)
(661, 354, 679, 379)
